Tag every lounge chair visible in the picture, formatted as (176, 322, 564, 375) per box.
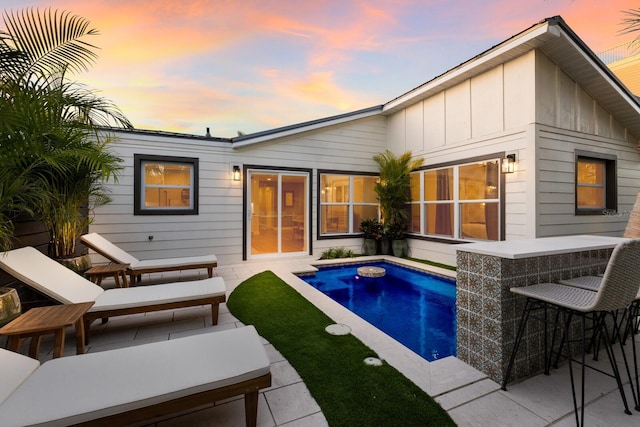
(0, 247, 226, 343)
(81, 232, 218, 284)
(0, 326, 272, 427)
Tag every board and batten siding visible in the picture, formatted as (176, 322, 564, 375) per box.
(385, 51, 537, 265)
(91, 116, 386, 265)
(534, 49, 640, 238)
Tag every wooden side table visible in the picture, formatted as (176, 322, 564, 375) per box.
(85, 263, 130, 288)
(0, 302, 95, 359)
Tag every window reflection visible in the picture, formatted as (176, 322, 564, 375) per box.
(320, 174, 379, 236)
(415, 159, 500, 240)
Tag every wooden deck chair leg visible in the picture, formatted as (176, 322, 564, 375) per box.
(84, 317, 92, 345)
(211, 302, 220, 325)
(245, 390, 259, 427)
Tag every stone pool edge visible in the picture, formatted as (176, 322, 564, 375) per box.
(270, 256, 491, 402)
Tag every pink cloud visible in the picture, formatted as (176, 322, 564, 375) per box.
(5, 0, 636, 136)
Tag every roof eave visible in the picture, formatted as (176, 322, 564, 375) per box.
(382, 20, 560, 114)
(231, 105, 383, 148)
(546, 19, 640, 139)
(382, 16, 640, 140)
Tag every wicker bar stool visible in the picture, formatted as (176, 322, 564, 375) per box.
(502, 239, 640, 426)
(559, 275, 640, 412)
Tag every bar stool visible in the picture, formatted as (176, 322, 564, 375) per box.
(559, 275, 640, 412)
(502, 239, 640, 426)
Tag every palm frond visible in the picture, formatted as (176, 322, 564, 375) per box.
(620, 8, 640, 52)
(2, 7, 99, 79)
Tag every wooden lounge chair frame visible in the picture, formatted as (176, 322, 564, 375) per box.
(81, 232, 218, 284)
(0, 247, 226, 343)
(82, 373, 271, 427)
(81, 293, 225, 344)
(0, 326, 272, 427)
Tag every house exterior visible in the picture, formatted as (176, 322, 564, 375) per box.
(91, 16, 640, 268)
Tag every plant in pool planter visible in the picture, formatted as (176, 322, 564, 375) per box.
(359, 218, 382, 255)
(319, 247, 356, 260)
(373, 150, 424, 257)
(386, 222, 409, 258)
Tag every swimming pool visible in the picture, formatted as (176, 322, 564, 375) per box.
(299, 261, 456, 362)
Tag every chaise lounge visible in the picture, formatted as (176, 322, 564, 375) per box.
(0, 247, 226, 343)
(0, 326, 272, 427)
(81, 232, 218, 284)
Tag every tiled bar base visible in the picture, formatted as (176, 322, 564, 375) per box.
(455, 235, 623, 385)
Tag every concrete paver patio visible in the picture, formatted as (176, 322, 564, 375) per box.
(6, 256, 639, 426)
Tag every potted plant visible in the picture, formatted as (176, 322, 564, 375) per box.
(0, 168, 46, 251)
(386, 222, 409, 257)
(373, 150, 424, 257)
(359, 218, 383, 255)
(39, 136, 122, 271)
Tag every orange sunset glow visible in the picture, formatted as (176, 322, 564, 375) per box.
(2, 0, 637, 137)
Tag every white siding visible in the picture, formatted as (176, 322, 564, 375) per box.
(91, 116, 387, 265)
(534, 49, 640, 238)
(405, 102, 424, 153)
(88, 46, 640, 269)
(536, 125, 640, 238)
(407, 240, 457, 267)
(423, 92, 446, 150)
(387, 111, 405, 153)
(378, 48, 640, 262)
(445, 80, 471, 144)
(471, 65, 504, 137)
(384, 52, 538, 262)
(388, 51, 537, 152)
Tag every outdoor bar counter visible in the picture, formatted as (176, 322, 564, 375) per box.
(455, 235, 626, 384)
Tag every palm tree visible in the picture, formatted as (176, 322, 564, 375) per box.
(620, 8, 640, 49)
(0, 8, 132, 254)
(373, 150, 424, 241)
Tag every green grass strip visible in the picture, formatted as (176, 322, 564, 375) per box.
(227, 270, 456, 427)
(406, 257, 457, 271)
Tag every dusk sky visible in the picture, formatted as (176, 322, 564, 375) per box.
(1, 1, 637, 137)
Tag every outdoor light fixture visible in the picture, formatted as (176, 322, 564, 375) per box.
(232, 165, 241, 181)
(502, 154, 516, 174)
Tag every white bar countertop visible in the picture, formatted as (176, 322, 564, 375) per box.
(456, 235, 628, 259)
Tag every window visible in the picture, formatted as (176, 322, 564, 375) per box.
(409, 157, 502, 241)
(134, 154, 199, 215)
(575, 151, 616, 215)
(319, 172, 378, 236)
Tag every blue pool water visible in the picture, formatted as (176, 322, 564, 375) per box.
(300, 261, 456, 362)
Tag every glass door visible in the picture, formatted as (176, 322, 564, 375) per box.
(248, 170, 308, 257)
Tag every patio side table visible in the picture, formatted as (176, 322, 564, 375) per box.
(0, 302, 95, 359)
(85, 263, 130, 288)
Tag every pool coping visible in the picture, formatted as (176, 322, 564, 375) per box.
(271, 256, 496, 404)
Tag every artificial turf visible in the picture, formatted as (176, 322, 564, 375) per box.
(226, 270, 456, 427)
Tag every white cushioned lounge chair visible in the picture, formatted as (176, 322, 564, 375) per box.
(81, 232, 218, 284)
(0, 326, 271, 427)
(0, 247, 226, 343)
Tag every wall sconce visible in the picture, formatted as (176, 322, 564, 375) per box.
(502, 154, 516, 174)
(232, 165, 241, 181)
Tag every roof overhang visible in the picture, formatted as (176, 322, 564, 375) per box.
(382, 16, 640, 140)
(231, 105, 383, 148)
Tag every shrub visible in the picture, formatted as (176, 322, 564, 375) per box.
(319, 247, 356, 260)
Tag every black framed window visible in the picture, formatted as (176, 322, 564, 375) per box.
(318, 172, 379, 237)
(409, 156, 503, 241)
(134, 154, 199, 215)
(575, 150, 616, 215)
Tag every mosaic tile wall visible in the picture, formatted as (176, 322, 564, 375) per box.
(455, 248, 613, 384)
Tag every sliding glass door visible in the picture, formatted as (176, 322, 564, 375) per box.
(248, 170, 308, 257)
